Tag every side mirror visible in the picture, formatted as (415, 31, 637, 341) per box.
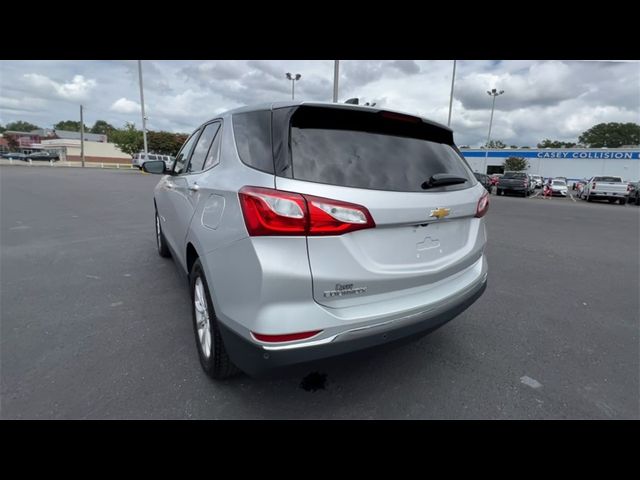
(142, 160, 167, 174)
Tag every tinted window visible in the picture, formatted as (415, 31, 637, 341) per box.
(202, 122, 222, 170)
(232, 110, 274, 173)
(288, 107, 471, 192)
(593, 176, 622, 182)
(149, 155, 157, 160)
(188, 122, 220, 173)
(174, 130, 201, 175)
(503, 172, 527, 179)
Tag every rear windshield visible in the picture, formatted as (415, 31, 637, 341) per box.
(503, 172, 527, 179)
(593, 176, 622, 182)
(553, 180, 566, 185)
(288, 106, 472, 192)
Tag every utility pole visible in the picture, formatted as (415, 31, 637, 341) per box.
(138, 60, 149, 158)
(333, 60, 340, 102)
(80, 105, 85, 167)
(447, 60, 456, 127)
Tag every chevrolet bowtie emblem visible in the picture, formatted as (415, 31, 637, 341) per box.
(430, 208, 451, 219)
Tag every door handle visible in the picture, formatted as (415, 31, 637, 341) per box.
(188, 184, 200, 192)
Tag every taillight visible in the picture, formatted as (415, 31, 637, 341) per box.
(238, 186, 375, 236)
(251, 330, 323, 343)
(475, 191, 489, 218)
(305, 194, 375, 235)
(592, 183, 597, 190)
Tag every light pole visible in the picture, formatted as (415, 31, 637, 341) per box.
(484, 88, 504, 174)
(447, 60, 456, 127)
(138, 60, 149, 159)
(286, 72, 301, 100)
(333, 60, 339, 102)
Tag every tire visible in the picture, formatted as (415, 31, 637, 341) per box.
(587, 195, 593, 202)
(155, 209, 171, 258)
(190, 258, 240, 380)
(619, 198, 626, 205)
(636, 195, 640, 206)
(608, 199, 616, 204)
(496, 189, 501, 196)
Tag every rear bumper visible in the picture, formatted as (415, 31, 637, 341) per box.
(219, 274, 487, 377)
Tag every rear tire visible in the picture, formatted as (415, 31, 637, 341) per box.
(636, 195, 640, 206)
(155, 209, 171, 258)
(619, 198, 626, 205)
(190, 259, 240, 380)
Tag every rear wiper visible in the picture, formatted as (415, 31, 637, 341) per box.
(421, 174, 468, 190)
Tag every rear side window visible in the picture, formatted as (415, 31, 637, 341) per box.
(232, 110, 274, 173)
(288, 106, 472, 192)
(503, 172, 527, 179)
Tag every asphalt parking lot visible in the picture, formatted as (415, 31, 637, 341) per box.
(1, 166, 638, 419)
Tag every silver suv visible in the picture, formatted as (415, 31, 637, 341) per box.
(143, 102, 489, 379)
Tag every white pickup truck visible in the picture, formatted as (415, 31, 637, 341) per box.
(582, 176, 629, 205)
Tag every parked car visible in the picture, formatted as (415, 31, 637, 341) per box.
(473, 172, 492, 192)
(530, 175, 543, 188)
(582, 176, 628, 205)
(26, 151, 59, 161)
(489, 174, 503, 186)
(132, 152, 174, 170)
(143, 102, 489, 379)
(626, 181, 640, 206)
(496, 171, 531, 197)
(1, 152, 28, 161)
(550, 179, 568, 197)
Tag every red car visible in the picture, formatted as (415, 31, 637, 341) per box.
(489, 174, 502, 186)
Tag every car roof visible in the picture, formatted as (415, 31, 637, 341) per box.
(210, 101, 452, 132)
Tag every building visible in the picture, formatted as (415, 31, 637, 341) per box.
(39, 138, 130, 163)
(461, 147, 640, 182)
(1, 128, 129, 163)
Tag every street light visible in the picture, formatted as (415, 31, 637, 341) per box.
(484, 88, 504, 174)
(286, 72, 301, 100)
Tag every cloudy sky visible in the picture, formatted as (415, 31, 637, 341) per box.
(1, 60, 638, 147)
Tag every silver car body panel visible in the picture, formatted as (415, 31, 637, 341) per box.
(153, 102, 488, 365)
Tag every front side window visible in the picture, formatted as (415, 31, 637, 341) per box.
(187, 122, 221, 173)
(173, 129, 201, 175)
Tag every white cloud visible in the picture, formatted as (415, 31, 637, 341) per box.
(1, 60, 638, 147)
(23, 73, 96, 101)
(110, 97, 140, 114)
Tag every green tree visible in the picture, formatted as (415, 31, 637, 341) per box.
(578, 122, 640, 148)
(0, 124, 6, 133)
(90, 120, 116, 136)
(537, 139, 577, 148)
(110, 123, 143, 156)
(147, 131, 189, 156)
(54, 120, 89, 132)
(485, 139, 506, 149)
(5, 120, 40, 132)
(520, 146, 530, 149)
(503, 157, 529, 171)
